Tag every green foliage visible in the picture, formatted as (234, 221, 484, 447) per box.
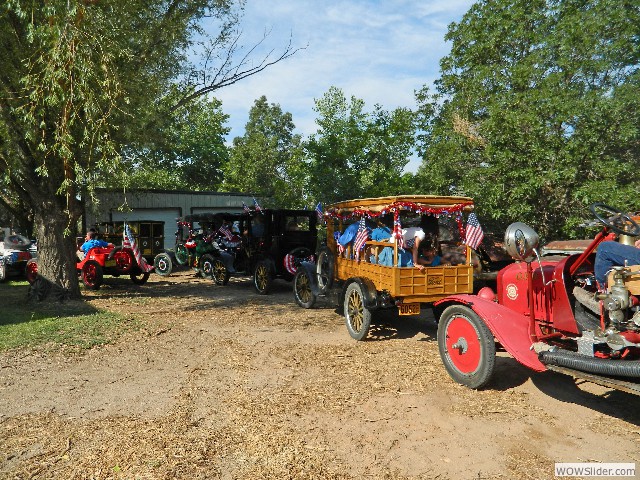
(416, 0, 640, 240)
(305, 87, 417, 205)
(223, 96, 306, 207)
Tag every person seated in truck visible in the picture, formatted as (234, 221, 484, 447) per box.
(78, 229, 114, 260)
(415, 235, 442, 272)
(393, 226, 426, 268)
(594, 238, 640, 288)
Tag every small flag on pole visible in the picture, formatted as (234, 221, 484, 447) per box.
(123, 224, 154, 272)
(243, 202, 251, 213)
(315, 202, 324, 222)
(464, 212, 485, 250)
(218, 223, 235, 241)
(253, 197, 262, 212)
(353, 218, 369, 261)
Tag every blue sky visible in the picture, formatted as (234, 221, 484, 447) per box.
(211, 0, 475, 172)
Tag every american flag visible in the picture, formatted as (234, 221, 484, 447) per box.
(253, 197, 262, 212)
(243, 202, 251, 213)
(123, 224, 154, 272)
(393, 215, 404, 249)
(315, 202, 324, 223)
(218, 223, 235, 241)
(353, 218, 369, 261)
(465, 212, 485, 250)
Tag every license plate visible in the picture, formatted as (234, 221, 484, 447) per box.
(398, 303, 420, 316)
(104, 259, 116, 268)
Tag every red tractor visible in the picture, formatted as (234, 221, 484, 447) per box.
(436, 203, 640, 395)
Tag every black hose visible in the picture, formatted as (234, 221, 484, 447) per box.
(539, 349, 640, 378)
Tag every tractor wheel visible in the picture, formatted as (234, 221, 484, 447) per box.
(25, 259, 38, 284)
(111, 247, 134, 274)
(81, 260, 103, 290)
(294, 268, 316, 309)
(153, 253, 173, 276)
(211, 258, 230, 286)
(253, 260, 272, 295)
(344, 282, 371, 341)
(199, 254, 215, 279)
(175, 244, 189, 266)
(437, 304, 496, 389)
(130, 271, 150, 285)
(316, 246, 334, 294)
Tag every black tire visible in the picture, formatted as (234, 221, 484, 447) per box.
(316, 246, 334, 294)
(175, 244, 189, 266)
(130, 271, 150, 285)
(437, 304, 496, 389)
(294, 269, 316, 309)
(153, 253, 173, 276)
(211, 258, 230, 286)
(81, 260, 103, 290)
(344, 282, 371, 341)
(199, 254, 215, 279)
(254, 260, 272, 295)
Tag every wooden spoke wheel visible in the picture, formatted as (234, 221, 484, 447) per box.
(294, 269, 316, 309)
(344, 282, 371, 341)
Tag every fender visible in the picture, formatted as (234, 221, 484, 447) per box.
(436, 294, 545, 372)
(339, 277, 379, 310)
(298, 260, 321, 295)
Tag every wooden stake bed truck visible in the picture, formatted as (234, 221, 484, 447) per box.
(293, 195, 480, 340)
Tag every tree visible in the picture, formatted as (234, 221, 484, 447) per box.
(305, 87, 416, 205)
(416, 0, 640, 240)
(223, 96, 306, 207)
(111, 97, 230, 191)
(1, 0, 300, 297)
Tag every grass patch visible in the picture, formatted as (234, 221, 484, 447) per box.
(0, 281, 137, 352)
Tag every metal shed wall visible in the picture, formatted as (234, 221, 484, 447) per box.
(85, 189, 255, 248)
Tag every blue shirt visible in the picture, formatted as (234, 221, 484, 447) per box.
(81, 239, 109, 254)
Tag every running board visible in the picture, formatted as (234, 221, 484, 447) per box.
(546, 365, 640, 396)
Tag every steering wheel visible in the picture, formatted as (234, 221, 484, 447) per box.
(589, 203, 640, 237)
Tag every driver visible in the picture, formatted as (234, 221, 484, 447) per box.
(80, 229, 114, 255)
(594, 239, 640, 287)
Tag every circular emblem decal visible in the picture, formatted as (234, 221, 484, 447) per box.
(506, 283, 518, 301)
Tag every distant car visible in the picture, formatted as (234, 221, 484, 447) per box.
(0, 233, 34, 282)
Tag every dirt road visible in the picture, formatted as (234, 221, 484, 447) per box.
(1, 271, 639, 479)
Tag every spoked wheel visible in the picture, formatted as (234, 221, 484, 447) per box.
(294, 269, 316, 309)
(211, 258, 230, 286)
(254, 260, 272, 295)
(130, 271, 150, 285)
(153, 253, 173, 276)
(199, 254, 215, 279)
(437, 304, 496, 389)
(344, 282, 371, 341)
(81, 260, 104, 290)
(316, 247, 334, 294)
(25, 259, 38, 284)
(175, 244, 189, 266)
(111, 247, 134, 274)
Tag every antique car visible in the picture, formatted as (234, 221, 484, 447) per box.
(153, 213, 242, 279)
(209, 209, 318, 294)
(0, 232, 35, 282)
(434, 203, 640, 395)
(293, 195, 484, 339)
(94, 221, 165, 262)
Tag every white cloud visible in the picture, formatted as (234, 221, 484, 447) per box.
(210, 0, 475, 172)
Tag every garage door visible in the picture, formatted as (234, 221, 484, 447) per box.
(111, 209, 180, 250)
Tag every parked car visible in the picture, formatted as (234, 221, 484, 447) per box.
(434, 203, 640, 395)
(292, 195, 488, 340)
(0, 232, 35, 282)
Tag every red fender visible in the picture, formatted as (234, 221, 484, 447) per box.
(436, 294, 546, 372)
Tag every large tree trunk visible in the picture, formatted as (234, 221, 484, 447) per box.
(33, 207, 81, 299)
